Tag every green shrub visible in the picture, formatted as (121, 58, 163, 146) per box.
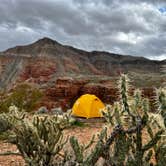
(0, 83, 43, 113)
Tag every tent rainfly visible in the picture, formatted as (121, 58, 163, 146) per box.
(72, 94, 105, 118)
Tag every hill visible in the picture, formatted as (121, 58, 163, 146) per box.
(0, 37, 165, 109)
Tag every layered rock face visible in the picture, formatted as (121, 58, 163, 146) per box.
(19, 57, 56, 84)
(0, 37, 165, 110)
(45, 77, 89, 110)
(44, 77, 157, 111)
(0, 37, 164, 87)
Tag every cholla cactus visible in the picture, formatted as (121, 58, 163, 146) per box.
(14, 115, 69, 166)
(0, 109, 25, 134)
(8, 104, 19, 112)
(67, 75, 165, 166)
(150, 88, 166, 165)
(118, 74, 131, 114)
(0, 110, 71, 166)
(0, 114, 12, 133)
(99, 74, 165, 166)
(157, 88, 166, 127)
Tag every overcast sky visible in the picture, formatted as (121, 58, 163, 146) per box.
(0, 0, 166, 60)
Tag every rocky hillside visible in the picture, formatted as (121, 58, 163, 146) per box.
(0, 37, 165, 86)
(0, 37, 165, 109)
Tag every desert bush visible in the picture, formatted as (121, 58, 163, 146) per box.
(0, 114, 12, 133)
(157, 88, 166, 127)
(36, 106, 49, 114)
(0, 83, 43, 113)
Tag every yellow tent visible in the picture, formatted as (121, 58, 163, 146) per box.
(72, 94, 105, 118)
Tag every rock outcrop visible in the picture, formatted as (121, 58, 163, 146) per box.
(19, 57, 56, 84)
(44, 77, 157, 111)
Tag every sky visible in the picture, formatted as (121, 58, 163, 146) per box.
(0, 0, 166, 60)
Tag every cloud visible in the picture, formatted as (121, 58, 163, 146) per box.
(0, 0, 165, 60)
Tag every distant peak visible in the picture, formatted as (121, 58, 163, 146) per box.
(34, 37, 60, 46)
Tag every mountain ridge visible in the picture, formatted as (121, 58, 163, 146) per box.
(1, 37, 165, 62)
(0, 37, 165, 90)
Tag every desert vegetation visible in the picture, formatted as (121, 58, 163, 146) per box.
(0, 75, 165, 166)
(0, 83, 43, 113)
